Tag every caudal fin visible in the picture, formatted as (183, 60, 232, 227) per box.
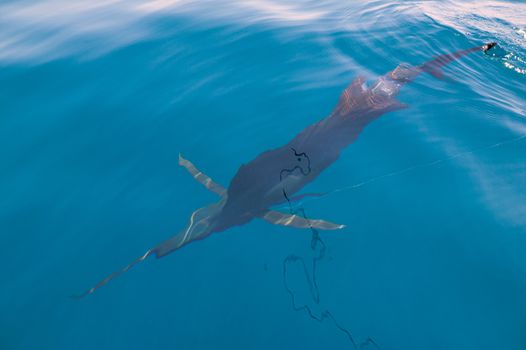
(153, 199, 224, 258)
(73, 199, 225, 298)
(71, 249, 153, 299)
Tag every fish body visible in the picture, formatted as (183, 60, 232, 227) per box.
(76, 42, 496, 297)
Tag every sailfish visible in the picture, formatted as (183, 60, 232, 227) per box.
(76, 42, 497, 297)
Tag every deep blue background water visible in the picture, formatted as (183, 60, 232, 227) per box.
(1, 0, 526, 349)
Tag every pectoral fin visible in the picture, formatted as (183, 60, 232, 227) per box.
(179, 154, 227, 197)
(261, 210, 345, 230)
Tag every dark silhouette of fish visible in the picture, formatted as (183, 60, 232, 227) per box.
(75, 42, 496, 298)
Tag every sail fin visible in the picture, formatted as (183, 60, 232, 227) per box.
(335, 76, 366, 114)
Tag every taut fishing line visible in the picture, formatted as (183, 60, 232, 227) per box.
(277, 132, 525, 347)
(283, 133, 526, 209)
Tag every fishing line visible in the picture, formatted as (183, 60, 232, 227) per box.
(288, 133, 526, 208)
(280, 152, 382, 350)
(278, 132, 525, 346)
(280, 148, 312, 181)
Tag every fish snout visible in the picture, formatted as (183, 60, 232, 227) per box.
(482, 42, 497, 52)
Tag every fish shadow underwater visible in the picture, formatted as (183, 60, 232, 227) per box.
(75, 42, 497, 298)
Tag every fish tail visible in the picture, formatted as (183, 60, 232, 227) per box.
(72, 200, 223, 298)
(71, 249, 153, 299)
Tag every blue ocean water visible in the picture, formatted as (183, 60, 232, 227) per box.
(1, 0, 526, 349)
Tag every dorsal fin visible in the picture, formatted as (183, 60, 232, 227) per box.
(335, 76, 366, 115)
(368, 94, 409, 112)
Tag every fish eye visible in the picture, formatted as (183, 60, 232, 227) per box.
(297, 158, 302, 161)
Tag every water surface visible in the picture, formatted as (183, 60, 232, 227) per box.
(1, 1, 526, 349)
